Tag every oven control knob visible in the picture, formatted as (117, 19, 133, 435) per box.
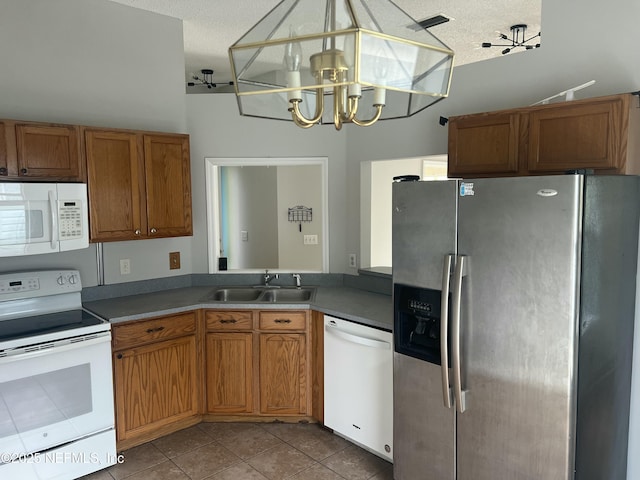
(68, 274, 78, 285)
(57, 275, 66, 285)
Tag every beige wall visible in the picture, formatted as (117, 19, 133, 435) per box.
(277, 165, 323, 271)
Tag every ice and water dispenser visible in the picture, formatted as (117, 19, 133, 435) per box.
(394, 284, 448, 365)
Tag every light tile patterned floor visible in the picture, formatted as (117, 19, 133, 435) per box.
(82, 423, 393, 480)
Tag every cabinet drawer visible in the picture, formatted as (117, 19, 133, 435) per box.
(259, 311, 307, 331)
(205, 310, 253, 331)
(112, 312, 197, 350)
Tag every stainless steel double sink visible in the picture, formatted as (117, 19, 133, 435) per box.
(204, 286, 315, 303)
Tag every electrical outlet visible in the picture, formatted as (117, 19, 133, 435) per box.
(120, 259, 131, 275)
(169, 251, 181, 270)
(303, 234, 318, 245)
(348, 253, 357, 268)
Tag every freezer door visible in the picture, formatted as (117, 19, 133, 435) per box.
(392, 180, 458, 290)
(393, 353, 455, 480)
(392, 179, 458, 480)
(455, 176, 582, 480)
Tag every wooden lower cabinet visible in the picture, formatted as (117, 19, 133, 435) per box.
(112, 308, 314, 447)
(259, 333, 307, 414)
(203, 309, 312, 418)
(205, 332, 253, 413)
(112, 312, 199, 449)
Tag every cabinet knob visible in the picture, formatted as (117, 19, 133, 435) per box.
(20, 168, 27, 174)
(150, 228, 157, 234)
(134, 229, 141, 235)
(116, 353, 123, 359)
(0, 167, 6, 175)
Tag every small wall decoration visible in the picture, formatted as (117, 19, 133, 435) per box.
(288, 205, 312, 232)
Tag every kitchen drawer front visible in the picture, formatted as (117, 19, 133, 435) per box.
(259, 311, 308, 331)
(112, 312, 197, 350)
(205, 310, 253, 331)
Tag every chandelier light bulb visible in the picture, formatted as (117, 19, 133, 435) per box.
(284, 28, 303, 101)
(284, 30, 303, 71)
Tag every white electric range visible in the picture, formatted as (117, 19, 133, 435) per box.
(0, 270, 116, 480)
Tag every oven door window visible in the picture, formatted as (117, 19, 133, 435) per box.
(0, 336, 114, 456)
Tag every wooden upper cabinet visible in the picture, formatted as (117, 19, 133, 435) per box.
(448, 93, 640, 177)
(448, 112, 522, 176)
(15, 123, 82, 180)
(86, 130, 144, 242)
(528, 94, 636, 173)
(0, 120, 84, 181)
(0, 122, 7, 177)
(143, 134, 192, 238)
(85, 129, 192, 242)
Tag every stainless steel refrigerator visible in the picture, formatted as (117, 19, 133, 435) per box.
(392, 175, 640, 480)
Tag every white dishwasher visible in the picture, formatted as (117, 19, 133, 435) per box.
(323, 315, 393, 461)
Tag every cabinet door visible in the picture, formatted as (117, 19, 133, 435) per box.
(528, 96, 627, 172)
(113, 335, 198, 442)
(0, 122, 7, 177)
(259, 333, 307, 414)
(205, 332, 254, 413)
(448, 112, 521, 176)
(143, 134, 192, 238)
(15, 123, 82, 180)
(85, 130, 145, 242)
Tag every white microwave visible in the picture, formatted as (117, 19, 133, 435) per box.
(0, 183, 89, 257)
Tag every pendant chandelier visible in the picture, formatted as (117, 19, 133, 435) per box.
(228, 0, 455, 130)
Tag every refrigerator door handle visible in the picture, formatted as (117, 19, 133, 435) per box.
(440, 254, 454, 409)
(452, 254, 468, 413)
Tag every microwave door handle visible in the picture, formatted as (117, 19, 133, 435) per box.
(49, 190, 58, 249)
(440, 254, 454, 409)
(452, 255, 468, 413)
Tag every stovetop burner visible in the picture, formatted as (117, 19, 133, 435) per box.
(0, 309, 106, 343)
(0, 270, 110, 351)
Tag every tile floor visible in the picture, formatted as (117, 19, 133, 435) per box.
(82, 422, 393, 480)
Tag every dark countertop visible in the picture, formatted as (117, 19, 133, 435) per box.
(83, 285, 393, 332)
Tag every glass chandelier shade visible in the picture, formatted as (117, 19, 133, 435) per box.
(228, 0, 455, 130)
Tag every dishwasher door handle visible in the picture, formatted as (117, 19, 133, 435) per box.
(325, 324, 391, 350)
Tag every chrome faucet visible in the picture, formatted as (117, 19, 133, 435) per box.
(264, 270, 279, 286)
(292, 273, 301, 288)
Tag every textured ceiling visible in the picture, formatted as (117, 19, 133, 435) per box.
(110, 0, 541, 90)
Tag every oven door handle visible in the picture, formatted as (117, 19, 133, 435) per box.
(0, 332, 111, 364)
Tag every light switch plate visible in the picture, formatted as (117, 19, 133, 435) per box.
(120, 259, 131, 275)
(303, 234, 318, 245)
(169, 252, 181, 270)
